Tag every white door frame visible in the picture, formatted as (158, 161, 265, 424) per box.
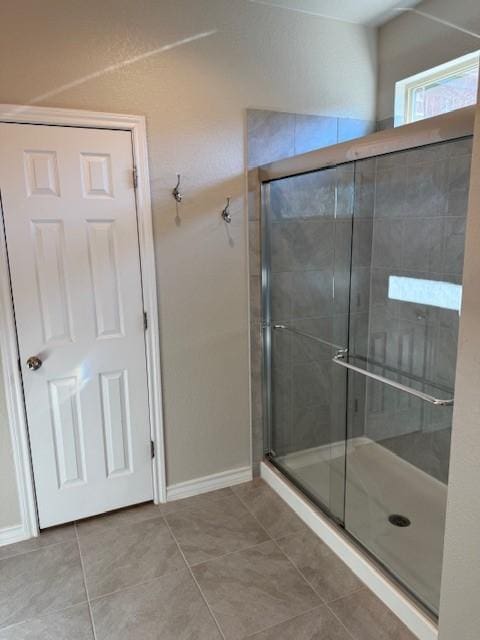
(0, 104, 166, 541)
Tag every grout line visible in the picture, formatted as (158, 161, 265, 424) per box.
(84, 568, 186, 605)
(211, 485, 334, 638)
(269, 533, 358, 640)
(162, 516, 226, 640)
(0, 602, 90, 634)
(293, 113, 297, 156)
(76, 512, 187, 604)
(242, 603, 327, 639)
(0, 534, 76, 562)
(236, 481, 360, 640)
(324, 601, 357, 640)
(187, 537, 273, 569)
(232, 486, 273, 540)
(75, 523, 98, 640)
(233, 481, 306, 544)
(234, 486, 351, 637)
(326, 584, 369, 606)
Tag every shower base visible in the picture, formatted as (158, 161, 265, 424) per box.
(275, 437, 446, 615)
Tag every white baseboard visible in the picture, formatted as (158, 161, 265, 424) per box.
(261, 460, 437, 640)
(0, 522, 29, 548)
(166, 465, 252, 502)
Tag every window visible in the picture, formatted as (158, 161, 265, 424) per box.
(394, 51, 479, 126)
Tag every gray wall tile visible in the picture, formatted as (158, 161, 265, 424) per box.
(247, 110, 295, 168)
(247, 109, 469, 493)
(376, 116, 394, 131)
(405, 161, 448, 217)
(402, 218, 442, 272)
(249, 275, 261, 323)
(338, 118, 374, 143)
(294, 114, 337, 154)
(372, 220, 403, 269)
(249, 221, 260, 276)
(374, 166, 408, 217)
(270, 170, 336, 220)
(270, 219, 334, 272)
(442, 217, 466, 275)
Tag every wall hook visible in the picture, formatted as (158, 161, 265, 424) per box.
(172, 174, 183, 203)
(221, 197, 232, 223)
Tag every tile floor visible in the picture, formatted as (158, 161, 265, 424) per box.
(0, 479, 417, 639)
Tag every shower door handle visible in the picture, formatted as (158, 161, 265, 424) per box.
(332, 353, 454, 407)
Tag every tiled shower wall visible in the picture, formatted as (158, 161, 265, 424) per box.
(247, 109, 374, 474)
(248, 109, 471, 483)
(356, 137, 472, 484)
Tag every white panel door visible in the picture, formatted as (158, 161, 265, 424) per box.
(0, 123, 153, 527)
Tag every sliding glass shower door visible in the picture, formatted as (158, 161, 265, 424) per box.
(343, 137, 471, 615)
(263, 135, 472, 616)
(263, 165, 355, 523)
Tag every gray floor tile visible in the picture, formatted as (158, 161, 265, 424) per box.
(77, 516, 184, 599)
(192, 540, 320, 639)
(246, 605, 352, 639)
(166, 494, 269, 565)
(329, 589, 416, 639)
(76, 501, 161, 532)
(277, 529, 362, 602)
(0, 604, 93, 639)
(233, 479, 307, 538)
(0, 524, 76, 561)
(91, 569, 222, 640)
(0, 542, 86, 629)
(159, 487, 234, 516)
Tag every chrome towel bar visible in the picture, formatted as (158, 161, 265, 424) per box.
(332, 353, 454, 407)
(273, 324, 345, 352)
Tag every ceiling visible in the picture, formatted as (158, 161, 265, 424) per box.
(248, 0, 422, 26)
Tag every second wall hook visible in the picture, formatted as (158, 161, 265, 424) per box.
(172, 174, 183, 203)
(221, 197, 232, 223)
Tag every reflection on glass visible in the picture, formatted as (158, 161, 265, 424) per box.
(265, 136, 472, 617)
(388, 275, 462, 312)
(266, 165, 354, 523)
(412, 66, 478, 120)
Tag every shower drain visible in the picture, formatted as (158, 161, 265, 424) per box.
(388, 514, 411, 528)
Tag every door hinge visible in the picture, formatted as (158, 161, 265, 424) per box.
(150, 440, 155, 458)
(143, 311, 148, 330)
(133, 166, 138, 190)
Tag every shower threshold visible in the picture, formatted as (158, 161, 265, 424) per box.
(269, 437, 446, 621)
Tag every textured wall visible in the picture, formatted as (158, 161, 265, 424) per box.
(377, 0, 480, 120)
(0, 0, 377, 526)
(438, 98, 480, 640)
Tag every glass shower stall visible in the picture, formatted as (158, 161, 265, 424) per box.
(260, 110, 473, 617)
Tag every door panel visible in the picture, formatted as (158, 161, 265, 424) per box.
(344, 137, 472, 615)
(264, 166, 353, 522)
(0, 123, 153, 527)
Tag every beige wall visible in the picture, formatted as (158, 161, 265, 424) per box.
(377, 0, 480, 120)
(0, 0, 376, 522)
(438, 97, 480, 640)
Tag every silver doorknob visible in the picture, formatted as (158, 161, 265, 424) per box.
(26, 356, 42, 371)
